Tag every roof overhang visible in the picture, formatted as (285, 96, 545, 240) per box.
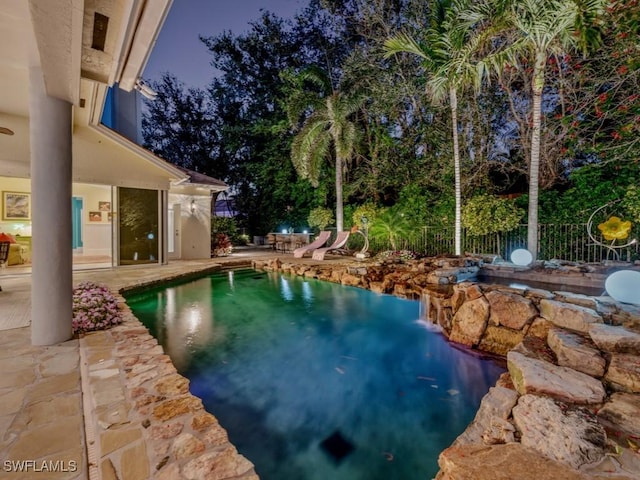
(0, 0, 173, 119)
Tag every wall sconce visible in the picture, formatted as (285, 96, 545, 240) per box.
(190, 199, 196, 215)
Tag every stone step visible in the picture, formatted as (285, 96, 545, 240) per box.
(507, 350, 606, 404)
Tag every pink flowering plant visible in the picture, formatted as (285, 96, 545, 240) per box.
(72, 281, 122, 334)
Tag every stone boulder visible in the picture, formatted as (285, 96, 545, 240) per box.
(526, 317, 553, 339)
(512, 336, 556, 364)
(424, 295, 453, 332)
(547, 327, 606, 378)
(589, 323, 640, 354)
(436, 443, 597, 480)
(340, 272, 362, 287)
(478, 325, 525, 356)
(605, 353, 640, 393)
(507, 351, 606, 404)
(454, 386, 519, 446)
(449, 297, 490, 347)
(554, 292, 598, 310)
(486, 290, 538, 330)
(524, 288, 555, 301)
(450, 287, 466, 314)
(512, 394, 607, 469)
(596, 392, 640, 444)
(539, 299, 602, 333)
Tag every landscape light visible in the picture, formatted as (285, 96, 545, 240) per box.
(282, 229, 288, 234)
(190, 199, 196, 214)
(510, 249, 533, 266)
(605, 270, 640, 305)
(134, 79, 158, 100)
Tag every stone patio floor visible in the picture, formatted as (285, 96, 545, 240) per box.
(0, 248, 347, 479)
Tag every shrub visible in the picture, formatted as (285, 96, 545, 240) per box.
(462, 194, 524, 236)
(211, 233, 233, 257)
(211, 216, 245, 245)
(351, 203, 378, 229)
(308, 207, 334, 231)
(72, 282, 122, 335)
(623, 185, 640, 223)
(368, 207, 411, 251)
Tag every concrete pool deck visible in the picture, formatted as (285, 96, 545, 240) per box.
(0, 248, 348, 479)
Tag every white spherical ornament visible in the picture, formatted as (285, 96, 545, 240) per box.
(511, 249, 533, 266)
(605, 270, 640, 305)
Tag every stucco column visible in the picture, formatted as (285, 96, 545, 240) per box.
(29, 66, 73, 345)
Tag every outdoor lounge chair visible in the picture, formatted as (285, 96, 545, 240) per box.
(293, 230, 331, 258)
(312, 231, 350, 261)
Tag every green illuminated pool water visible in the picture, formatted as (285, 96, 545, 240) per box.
(126, 269, 505, 480)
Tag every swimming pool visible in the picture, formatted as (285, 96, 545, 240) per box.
(126, 270, 505, 480)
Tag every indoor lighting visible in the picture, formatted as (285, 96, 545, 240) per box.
(510, 249, 533, 266)
(190, 199, 196, 214)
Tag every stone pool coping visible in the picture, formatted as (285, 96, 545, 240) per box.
(80, 304, 258, 480)
(78, 254, 349, 479)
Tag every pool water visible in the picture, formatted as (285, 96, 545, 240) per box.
(127, 270, 505, 480)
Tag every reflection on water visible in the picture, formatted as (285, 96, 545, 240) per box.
(144, 277, 227, 371)
(127, 270, 506, 480)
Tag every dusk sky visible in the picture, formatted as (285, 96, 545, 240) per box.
(144, 0, 306, 89)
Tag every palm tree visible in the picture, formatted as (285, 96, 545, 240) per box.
(470, 0, 606, 260)
(383, 0, 487, 257)
(286, 67, 362, 232)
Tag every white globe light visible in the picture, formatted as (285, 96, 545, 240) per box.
(510, 249, 533, 266)
(605, 270, 640, 305)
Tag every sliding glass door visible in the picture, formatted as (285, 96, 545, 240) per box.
(118, 187, 159, 265)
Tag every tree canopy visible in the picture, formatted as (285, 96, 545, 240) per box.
(141, 0, 639, 253)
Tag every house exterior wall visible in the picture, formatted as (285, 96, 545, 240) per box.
(72, 183, 112, 256)
(169, 191, 212, 260)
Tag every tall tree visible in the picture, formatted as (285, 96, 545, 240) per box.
(384, 0, 488, 256)
(201, 8, 348, 235)
(286, 67, 363, 232)
(471, 0, 606, 260)
(142, 74, 224, 178)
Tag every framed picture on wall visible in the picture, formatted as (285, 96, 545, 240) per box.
(89, 211, 102, 222)
(99, 201, 111, 211)
(2, 191, 31, 221)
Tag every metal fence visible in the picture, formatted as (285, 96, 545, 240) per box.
(365, 224, 640, 263)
